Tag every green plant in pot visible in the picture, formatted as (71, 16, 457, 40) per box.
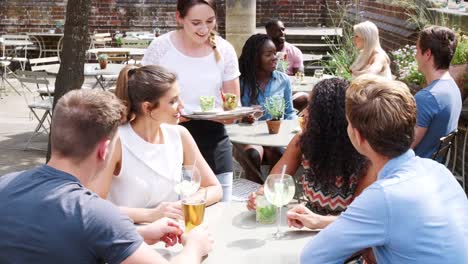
(98, 54, 108, 70)
(264, 95, 285, 134)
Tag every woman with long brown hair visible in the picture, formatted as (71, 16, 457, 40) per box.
(89, 65, 222, 224)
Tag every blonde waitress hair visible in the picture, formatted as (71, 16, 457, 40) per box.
(350, 21, 389, 73)
(177, 0, 221, 62)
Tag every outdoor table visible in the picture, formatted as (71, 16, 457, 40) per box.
(225, 120, 299, 148)
(26, 32, 64, 58)
(44, 63, 125, 90)
(289, 74, 334, 93)
(87, 47, 146, 57)
(153, 202, 317, 263)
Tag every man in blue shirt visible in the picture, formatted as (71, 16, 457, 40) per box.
(298, 76, 468, 263)
(411, 26, 461, 158)
(0, 89, 213, 264)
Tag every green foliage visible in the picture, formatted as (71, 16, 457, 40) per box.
(264, 96, 285, 121)
(390, 45, 425, 87)
(452, 35, 468, 65)
(97, 54, 108, 61)
(322, 29, 357, 81)
(320, 0, 358, 80)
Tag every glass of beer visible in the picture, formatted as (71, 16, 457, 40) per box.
(182, 187, 207, 232)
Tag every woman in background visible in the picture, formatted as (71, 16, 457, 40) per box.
(350, 21, 392, 80)
(235, 33, 296, 184)
(142, 0, 240, 201)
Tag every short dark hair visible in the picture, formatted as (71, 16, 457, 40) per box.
(265, 19, 281, 31)
(346, 75, 416, 158)
(51, 89, 125, 161)
(418, 26, 458, 70)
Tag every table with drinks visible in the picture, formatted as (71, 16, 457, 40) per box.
(153, 201, 317, 263)
(163, 164, 313, 263)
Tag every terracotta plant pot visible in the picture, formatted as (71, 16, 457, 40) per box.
(449, 64, 468, 100)
(266, 120, 281, 134)
(99, 60, 108, 70)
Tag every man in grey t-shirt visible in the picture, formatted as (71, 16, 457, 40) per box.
(0, 90, 213, 264)
(411, 26, 461, 158)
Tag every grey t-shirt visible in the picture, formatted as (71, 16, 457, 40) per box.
(0, 165, 143, 264)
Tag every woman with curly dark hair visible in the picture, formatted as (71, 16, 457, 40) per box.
(247, 78, 376, 226)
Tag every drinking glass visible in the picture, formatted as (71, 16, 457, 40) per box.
(199, 96, 215, 112)
(182, 187, 207, 232)
(174, 165, 201, 197)
(264, 174, 296, 239)
(256, 195, 277, 224)
(314, 69, 323, 79)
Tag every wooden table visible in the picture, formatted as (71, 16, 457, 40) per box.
(152, 202, 317, 264)
(225, 120, 300, 147)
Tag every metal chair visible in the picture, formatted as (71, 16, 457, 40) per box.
(15, 70, 53, 150)
(432, 130, 458, 164)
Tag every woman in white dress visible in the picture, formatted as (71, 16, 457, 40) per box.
(89, 65, 222, 224)
(350, 21, 392, 80)
(141, 0, 240, 202)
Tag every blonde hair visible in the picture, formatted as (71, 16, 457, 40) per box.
(350, 21, 389, 74)
(346, 74, 415, 158)
(209, 31, 221, 62)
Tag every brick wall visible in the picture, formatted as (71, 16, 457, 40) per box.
(349, 0, 420, 51)
(0, 0, 225, 36)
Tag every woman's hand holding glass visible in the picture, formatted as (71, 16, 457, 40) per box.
(149, 201, 183, 221)
(246, 186, 264, 211)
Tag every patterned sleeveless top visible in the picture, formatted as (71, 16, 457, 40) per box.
(301, 157, 358, 216)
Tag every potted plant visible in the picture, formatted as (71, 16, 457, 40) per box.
(98, 54, 108, 70)
(450, 34, 468, 100)
(264, 96, 285, 134)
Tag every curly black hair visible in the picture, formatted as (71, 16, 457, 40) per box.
(238, 33, 273, 105)
(299, 78, 367, 193)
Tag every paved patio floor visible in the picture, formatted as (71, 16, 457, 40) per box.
(0, 75, 98, 176)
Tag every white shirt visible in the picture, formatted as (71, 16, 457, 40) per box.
(141, 31, 240, 113)
(108, 123, 184, 208)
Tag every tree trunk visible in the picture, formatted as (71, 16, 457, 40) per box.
(46, 0, 92, 161)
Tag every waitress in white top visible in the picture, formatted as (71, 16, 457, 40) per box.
(89, 65, 222, 224)
(142, 0, 241, 202)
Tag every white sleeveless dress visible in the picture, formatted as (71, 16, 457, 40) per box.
(108, 123, 183, 208)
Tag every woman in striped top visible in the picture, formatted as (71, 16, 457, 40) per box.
(247, 78, 376, 221)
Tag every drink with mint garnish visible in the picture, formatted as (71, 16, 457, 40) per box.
(256, 195, 277, 224)
(199, 96, 215, 112)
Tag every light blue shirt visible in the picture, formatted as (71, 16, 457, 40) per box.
(240, 71, 296, 120)
(301, 149, 468, 264)
(414, 79, 461, 158)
